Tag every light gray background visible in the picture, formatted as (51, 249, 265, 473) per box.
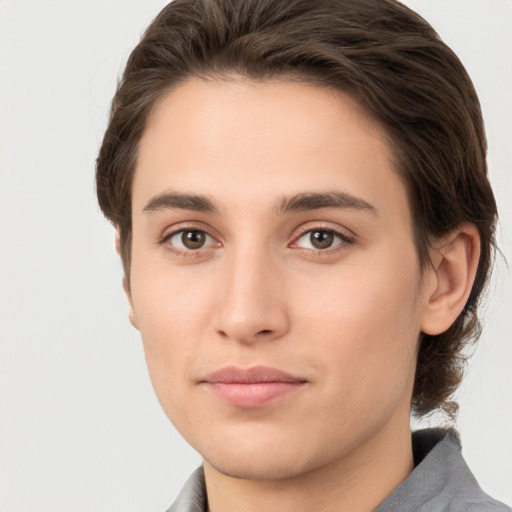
(0, 1, 510, 511)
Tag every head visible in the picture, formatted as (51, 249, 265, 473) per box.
(96, 0, 496, 447)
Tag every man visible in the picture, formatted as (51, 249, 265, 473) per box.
(96, 0, 510, 510)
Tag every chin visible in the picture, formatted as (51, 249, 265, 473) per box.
(205, 452, 313, 481)
(196, 426, 331, 482)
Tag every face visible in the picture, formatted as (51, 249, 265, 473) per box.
(128, 78, 434, 480)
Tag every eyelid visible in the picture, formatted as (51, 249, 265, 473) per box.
(289, 223, 355, 252)
(292, 221, 355, 240)
(170, 230, 215, 249)
(157, 221, 355, 257)
(160, 221, 220, 241)
(159, 222, 222, 255)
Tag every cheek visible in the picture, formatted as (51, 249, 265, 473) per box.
(297, 254, 422, 405)
(129, 261, 216, 409)
(130, 249, 215, 339)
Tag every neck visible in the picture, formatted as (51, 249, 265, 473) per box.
(203, 417, 414, 512)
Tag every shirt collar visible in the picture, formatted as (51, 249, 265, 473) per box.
(166, 429, 508, 512)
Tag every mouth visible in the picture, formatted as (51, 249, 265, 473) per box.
(200, 366, 308, 408)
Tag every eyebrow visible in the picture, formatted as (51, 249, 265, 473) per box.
(142, 190, 377, 216)
(276, 191, 377, 216)
(143, 191, 217, 214)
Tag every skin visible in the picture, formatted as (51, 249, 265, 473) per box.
(125, 78, 480, 512)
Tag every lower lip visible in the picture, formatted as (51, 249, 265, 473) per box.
(204, 382, 305, 408)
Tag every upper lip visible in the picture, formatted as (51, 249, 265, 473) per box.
(201, 366, 306, 384)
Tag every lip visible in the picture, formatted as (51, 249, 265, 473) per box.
(201, 366, 307, 408)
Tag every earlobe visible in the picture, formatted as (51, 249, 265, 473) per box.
(118, 231, 139, 331)
(122, 275, 139, 330)
(115, 231, 121, 255)
(421, 223, 481, 336)
(116, 231, 139, 330)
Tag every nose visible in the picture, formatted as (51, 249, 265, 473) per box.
(213, 248, 290, 344)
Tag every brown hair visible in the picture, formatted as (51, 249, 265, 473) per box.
(96, 0, 497, 418)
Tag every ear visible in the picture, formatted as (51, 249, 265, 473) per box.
(122, 276, 139, 330)
(116, 230, 139, 331)
(421, 223, 481, 336)
(115, 230, 121, 255)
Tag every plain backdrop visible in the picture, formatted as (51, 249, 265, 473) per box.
(0, 1, 511, 511)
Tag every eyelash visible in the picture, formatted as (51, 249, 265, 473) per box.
(159, 226, 219, 258)
(292, 225, 354, 255)
(159, 224, 354, 257)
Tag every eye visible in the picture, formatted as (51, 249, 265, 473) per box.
(167, 229, 215, 251)
(294, 229, 348, 250)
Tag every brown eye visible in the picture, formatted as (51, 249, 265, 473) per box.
(167, 229, 214, 251)
(294, 228, 349, 251)
(182, 230, 206, 249)
(310, 230, 334, 249)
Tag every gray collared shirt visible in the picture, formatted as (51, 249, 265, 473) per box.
(166, 429, 510, 512)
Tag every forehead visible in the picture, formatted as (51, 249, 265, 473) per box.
(133, 77, 409, 224)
